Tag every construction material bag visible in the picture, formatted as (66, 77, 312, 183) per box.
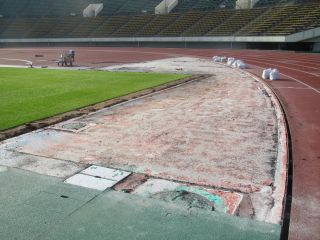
(212, 56, 219, 62)
(227, 57, 235, 66)
(270, 69, 280, 80)
(220, 56, 227, 62)
(232, 60, 238, 68)
(235, 60, 246, 69)
(262, 68, 272, 79)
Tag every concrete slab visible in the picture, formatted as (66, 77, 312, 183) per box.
(65, 173, 117, 191)
(0, 149, 86, 178)
(40, 190, 281, 240)
(81, 165, 131, 182)
(0, 167, 280, 240)
(0, 168, 99, 240)
(0, 167, 60, 207)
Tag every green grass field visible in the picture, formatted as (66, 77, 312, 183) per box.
(0, 67, 188, 131)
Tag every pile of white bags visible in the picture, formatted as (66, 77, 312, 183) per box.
(227, 57, 235, 66)
(212, 56, 227, 63)
(262, 68, 272, 79)
(270, 69, 280, 80)
(220, 56, 227, 62)
(213, 56, 246, 69)
(262, 68, 280, 80)
(212, 56, 220, 62)
(232, 60, 247, 69)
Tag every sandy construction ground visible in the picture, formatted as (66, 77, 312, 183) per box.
(0, 57, 278, 194)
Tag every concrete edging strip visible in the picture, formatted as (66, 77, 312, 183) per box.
(244, 70, 288, 225)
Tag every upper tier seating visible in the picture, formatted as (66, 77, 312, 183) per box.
(158, 12, 204, 36)
(26, 18, 59, 38)
(0, 18, 11, 34)
(237, 5, 298, 35)
(0, 0, 163, 17)
(0, 0, 30, 17)
(254, 0, 318, 8)
(45, 16, 84, 37)
(264, 2, 320, 35)
(172, 0, 236, 12)
(98, 0, 162, 16)
(183, 10, 234, 36)
(111, 14, 156, 37)
(69, 17, 107, 37)
(207, 7, 266, 36)
(136, 13, 180, 36)
(0, 2, 319, 38)
(0, 0, 91, 17)
(90, 15, 131, 37)
(116, 0, 161, 15)
(254, 0, 282, 7)
(0, 18, 35, 38)
(98, 0, 128, 16)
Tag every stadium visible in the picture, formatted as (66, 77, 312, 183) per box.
(0, 0, 319, 239)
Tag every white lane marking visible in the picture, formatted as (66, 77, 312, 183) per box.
(0, 57, 33, 65)
(247, 63, 320, 95)
(244, 57, 320, 71)
(274, 87, 311, 90)
(244, 59, 320, 77)
(279, 73, 320, 94)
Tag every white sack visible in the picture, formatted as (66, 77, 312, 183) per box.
(232, 60, 238, 68)
(262, 68, 272, 79)
(220, 56, 227, 62)
(238, 62, 246, 69)
(270, 69, 280, 80)
(212, 56, 219, 62)
(234, 60, 246, 69)
(227, 57, 235, 66)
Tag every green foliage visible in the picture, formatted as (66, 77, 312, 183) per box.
(0, 68, 187, 130)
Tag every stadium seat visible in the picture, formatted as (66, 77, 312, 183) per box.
(0, 0, 319, 39)
(158, 12, 204, 36)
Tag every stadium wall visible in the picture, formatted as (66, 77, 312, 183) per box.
(0, 27, 319, 51)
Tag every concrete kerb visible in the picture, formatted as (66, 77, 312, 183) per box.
(214, 61, 288, 225)
(241, 70, 289, 226)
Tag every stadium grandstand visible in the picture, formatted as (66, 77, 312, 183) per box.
(0, 0, 319, 50)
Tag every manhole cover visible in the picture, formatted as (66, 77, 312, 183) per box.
(132, 179, 245, 214)
(153, 190, 216, 211)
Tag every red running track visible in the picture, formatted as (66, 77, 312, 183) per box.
(0, 47, 319, 239)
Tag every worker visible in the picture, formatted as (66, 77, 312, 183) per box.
(68, 49, 75, 62)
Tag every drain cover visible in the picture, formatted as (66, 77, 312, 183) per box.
(61, 122, 86, 131)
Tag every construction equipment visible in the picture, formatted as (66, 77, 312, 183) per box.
(57, 50, 75, 67)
